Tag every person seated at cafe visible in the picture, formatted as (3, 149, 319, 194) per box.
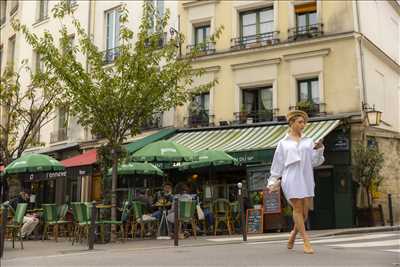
(8, 190, 39, 239)
(134, 188, 153, 212)
(152, 182, 174, 220)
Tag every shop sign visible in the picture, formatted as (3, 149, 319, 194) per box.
(331, 134, 349, 151)
(47, 171, 67, 179)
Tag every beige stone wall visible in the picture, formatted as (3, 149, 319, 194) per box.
(374, 135, 400, 225)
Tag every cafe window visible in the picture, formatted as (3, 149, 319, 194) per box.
(297, 78, 319, 103)
(194, 24, 210, 46)
(295, 3, 317, 29)
(240, 7, 273, 37)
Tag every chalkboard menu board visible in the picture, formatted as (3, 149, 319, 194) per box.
(263, 189, 281, 214)
(246, 208, 263, 234)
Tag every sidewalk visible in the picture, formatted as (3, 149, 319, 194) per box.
(1, 225, 399, 261)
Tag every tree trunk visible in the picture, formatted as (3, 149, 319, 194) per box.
(110, 151, 118, 241)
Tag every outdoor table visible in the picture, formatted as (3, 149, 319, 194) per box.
(155, 201, 171, 239)
(95, 204, 112, 243)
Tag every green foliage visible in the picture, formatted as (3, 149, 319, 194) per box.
(0, 62, 67, 165)
(352, 143, 384, 207)
(251, 191, 262, 205)
(296, 100, 314, 111)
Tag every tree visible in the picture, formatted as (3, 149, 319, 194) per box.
(0, 63, 67, 167)
(13, 1, 221, 238)
(352, 143, 384, 208)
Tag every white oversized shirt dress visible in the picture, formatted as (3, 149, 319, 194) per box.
(268, 134, 325, 200)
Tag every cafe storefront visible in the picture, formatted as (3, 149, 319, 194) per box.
(168, 117, 354, 230)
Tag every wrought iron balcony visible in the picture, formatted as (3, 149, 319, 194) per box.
(144, 32, 168, 49)
(50, 128, 68, 143)
(186, 42, 216, 56)
(288, 23, 323, 41)
(141, 113, 162, 130)
(231, 31, 279, 50)
(102, 47, 120, 65)
(185, 109, 214, 128)
(233, 109, 274, 124)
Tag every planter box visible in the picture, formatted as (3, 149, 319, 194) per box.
(356, 205, 385, 227)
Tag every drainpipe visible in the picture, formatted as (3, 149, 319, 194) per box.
(86, 0, 93, 72)
(354, 0, 367, 115)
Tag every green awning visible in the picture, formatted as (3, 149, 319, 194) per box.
(168, 120, 341, 162)
(124, 128, 177, 154)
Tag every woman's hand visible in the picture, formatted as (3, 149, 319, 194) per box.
(313, 140, 324, 150)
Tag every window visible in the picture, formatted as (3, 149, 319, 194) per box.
(240, 8, 273, 37)
(9, 0, 18, 16)
(295, 3, 317, 29)
(58, 106, 69, 129)
(297, 78, 319, 103)
(105, 8, 120, 51)
(66, 0, 77, 7)
(0, 0, 6, 25)
(188, 93, 210, 127)
(37, 0, 49, 22)
(193, 93, 209, 111)
(149, 0, 164, 32)
(194, 25, 210, 46)
(35, 51, 44, 73)
(7, 35, 15, 68)
(242, 87, 273, 122)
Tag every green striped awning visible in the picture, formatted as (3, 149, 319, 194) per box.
(168, 120, 340, 153)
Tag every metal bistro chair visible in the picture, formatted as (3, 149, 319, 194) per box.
(130, 201, 157, 239)
(57, 204, 72, 238)
(71, 202, 91, 245)
(178, 200, 197, 239)
(6, 203, 28, 249)
(212, 198, 233, 235)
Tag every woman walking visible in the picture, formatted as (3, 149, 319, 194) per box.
(267, 110, 324, 254)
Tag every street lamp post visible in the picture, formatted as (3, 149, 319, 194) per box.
(237, 182, 247, 242)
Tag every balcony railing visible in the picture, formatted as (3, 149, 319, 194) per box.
(289, 102, 326, 117)
(186, 42, 216, 56)
(231, 31, 279, 50)
(288, 23, 323, 41)
(50, 128, 68, 143)
(185, 110, 214, 128)
(144, 32, 168, 49)
(233, 109, 274, 124)
(141, 113, 162, 130)
(102, 47, 120, 65)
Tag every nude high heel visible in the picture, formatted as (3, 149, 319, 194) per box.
(287, 230, 296, 249)
(303, 240, 314, 254)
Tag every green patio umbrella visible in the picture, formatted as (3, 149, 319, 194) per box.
(131, 140, 196, 162)
(179, 149, 239, 171)
(107, 162, 164, 176)
(4, 154, 65, 174)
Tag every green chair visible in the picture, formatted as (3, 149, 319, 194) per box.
(178, 200, 197, 239)
(57, 204, 72, 239)
(212, 198, 232, 235)
(101, 201, 130, 241)
(6, 203, 27, 249)
(42, 204, 59, 241)
(130, 201, 157, 239)
(229, 201, 240, 233)
(71, 202, 90, 245)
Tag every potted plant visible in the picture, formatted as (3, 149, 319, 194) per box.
(238, 105, 248, 124)
(251, 191, 262, 209)
(352, 143, 385, 227)
(296, 100, 314, 115)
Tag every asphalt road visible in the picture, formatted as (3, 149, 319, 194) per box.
(2, 231, 399, 267)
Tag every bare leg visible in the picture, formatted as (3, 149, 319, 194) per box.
(291, 198, 313, 254)
(287, 201, 297, 249)
(303, 197, 311, 228)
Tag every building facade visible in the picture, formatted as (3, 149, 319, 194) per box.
(176, 0, 400, 227)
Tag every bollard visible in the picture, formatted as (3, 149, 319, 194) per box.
(174, 199, 179, 247)
(0, 206, 8, 258)
(237, 182, 247, 242)
(88, 201, 97, 250)
(388, 194, 394, 227)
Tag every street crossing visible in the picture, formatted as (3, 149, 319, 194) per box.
(246, 232, 400, 254)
